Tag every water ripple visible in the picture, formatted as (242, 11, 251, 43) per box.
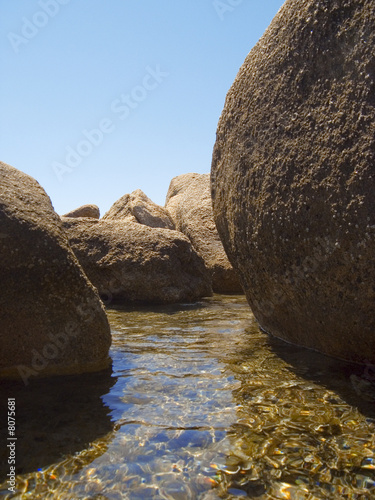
(1, 295, 374, 499)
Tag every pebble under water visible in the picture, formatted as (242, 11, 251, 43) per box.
(1, 295, 375, 499)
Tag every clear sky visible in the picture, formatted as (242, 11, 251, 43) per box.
(1, 0, 284, 216)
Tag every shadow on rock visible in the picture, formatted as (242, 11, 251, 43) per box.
(267, 334, 375, 419)
(107, 299, 211, 317)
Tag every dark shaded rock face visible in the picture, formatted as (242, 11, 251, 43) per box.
(211, 0, 375, 363)
(63, 204, 100, 219)
(103, 189, 175, 230)
(62, 218, 212, 304)
(0, 162, 111, 381)
(166, 173, 242, 294)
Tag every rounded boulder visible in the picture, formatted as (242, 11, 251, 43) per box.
(0, 162, 111, 381)
(211, 0, 375, 363)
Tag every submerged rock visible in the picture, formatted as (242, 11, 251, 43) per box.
(211, 0, 375, 363)
(103, 189, 174, 230)
(62, 218, 212, 304)
(166, 173, 242, 293)
(63, 204, 100, 219)
(0, 162, 111, 381)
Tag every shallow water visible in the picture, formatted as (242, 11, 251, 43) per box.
(1, 295, 375, 499)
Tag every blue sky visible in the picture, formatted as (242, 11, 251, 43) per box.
(1, 0, 284, 215)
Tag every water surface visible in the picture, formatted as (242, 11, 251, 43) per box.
(1, 295, 375, 499)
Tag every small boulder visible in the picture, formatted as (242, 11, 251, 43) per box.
(211, 0, 375, 363)
(62, 218, 212, 304)
(63, 204, 100, 219)
(165, 173, 242, 294)
(103, 189, 174, 229)
(0, 162, 111, 381)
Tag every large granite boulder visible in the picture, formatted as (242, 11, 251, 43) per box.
(165, 173, 242, 293)
(211, 0, 375, 364)
(0, 162, 111, 381)
(62, 218, 212, 304)
(63, 204, 100, 219)
(103, 189, 174, 230)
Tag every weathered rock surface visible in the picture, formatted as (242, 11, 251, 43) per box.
(0, 161, 111, 380)
(62, 218, 212, 304)
(165, 173, 242, 293)
(211, 0, 375, 363)
(63, 204, 100, 219)
(103, 189, 174, 229)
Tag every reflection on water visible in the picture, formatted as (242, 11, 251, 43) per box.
(1, 296, 375, 499)
(212, 329, 375, 498)
(0, 367, 116, 496)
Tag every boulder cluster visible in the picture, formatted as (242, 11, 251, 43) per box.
(61, 173, 242, 303)
(3, 0, 372, 380)
(0, 162, 239, 381)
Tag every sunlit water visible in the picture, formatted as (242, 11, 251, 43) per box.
(1, 295, 375, 499)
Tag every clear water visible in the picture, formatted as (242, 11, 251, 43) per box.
(1, 295, 375, 499)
